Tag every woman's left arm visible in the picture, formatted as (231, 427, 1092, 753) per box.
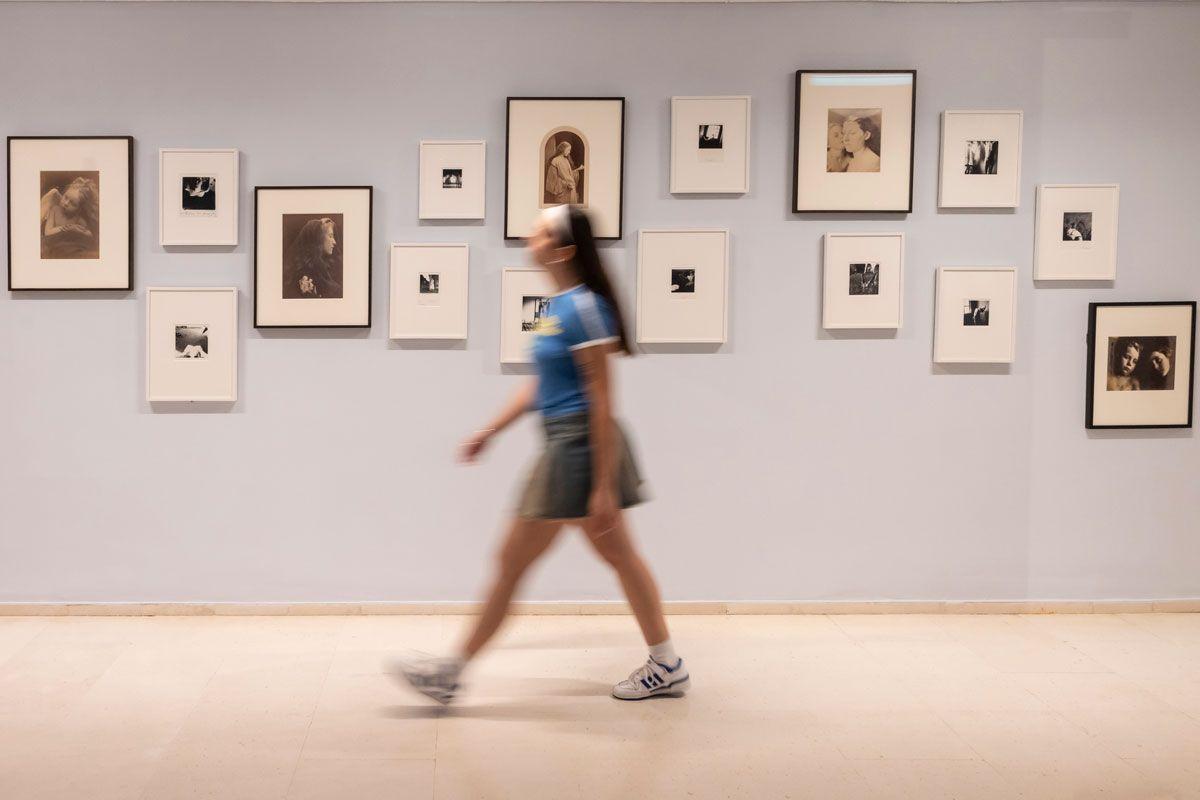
(575, 344, 618, 533)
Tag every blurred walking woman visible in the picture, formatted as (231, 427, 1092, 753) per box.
(396, 206, 690, 704)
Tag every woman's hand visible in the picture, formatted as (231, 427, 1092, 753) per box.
(458, 428, 495, 464)
(588, 486, 618, 537)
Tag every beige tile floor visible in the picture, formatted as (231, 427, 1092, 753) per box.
(1, 613, 1198, 799)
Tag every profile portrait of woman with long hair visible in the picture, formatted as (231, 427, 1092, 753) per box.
(283, 216, 342, 299)
(395, 205, 689, 704)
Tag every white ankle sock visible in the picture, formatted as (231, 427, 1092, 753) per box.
(648, 638, 679, 667)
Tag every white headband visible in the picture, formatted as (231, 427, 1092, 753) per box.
(540, 204, 573, 243)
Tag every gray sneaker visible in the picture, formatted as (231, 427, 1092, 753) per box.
(612, 657, 691, 700)
(390, 654, 465, 705)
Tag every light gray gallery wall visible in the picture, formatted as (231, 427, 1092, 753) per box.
(1, 1, 1197, 604)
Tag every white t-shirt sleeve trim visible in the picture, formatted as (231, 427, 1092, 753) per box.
(569, 335, 619, 352)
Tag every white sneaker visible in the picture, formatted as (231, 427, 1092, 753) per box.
(389, 653, 464, 705)
(612, 657, 691, 700)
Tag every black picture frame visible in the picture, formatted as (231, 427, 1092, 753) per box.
(7, 135, 134, 291)
(504, 96, 625, 241)
(1086, 301, 1197, 429)
(791, 70, 916, 214)
(253, 185, 374, 329)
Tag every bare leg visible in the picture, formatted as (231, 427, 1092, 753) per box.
(459, 517, 563, 659)
(580, 513, 670, 646)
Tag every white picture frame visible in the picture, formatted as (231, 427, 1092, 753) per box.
(500, 266, 555, 364)
(670, 96, 751, 194)
(159, 148, 239, 246)
(933, 267, 1017, 364)
(418, 140, 485, 220)
(636, 228, 729, 344)
(8, 136, 133, 290)
(938, 111, 1022, 209)
(146, 287, 238, 402)
(822, 232, 905, 330)
(1034, 184, 1119, 281)
(389, 243, 469, 340)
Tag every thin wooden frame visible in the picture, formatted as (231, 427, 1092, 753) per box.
(7, 135, 134, 291)
(158, 148, 239, 246)
(504, 97, 625, 240)
(1086, 301, 1196, 430)
(388, 242, 469, 340)
(822, 232, 905, 330)
(418, 140, 486, 220)
(146, 286, 238, 402)
(938, 110, 1023, 209)
(792, 70, 916, 214)
(500, 266, 555, 364)
(253, 186, 373, 329)
(670, 96, 751, 194)
(636, 228, 730, 345)
(1034, 184, 1119, 281)
(933, 267, 1017, 364)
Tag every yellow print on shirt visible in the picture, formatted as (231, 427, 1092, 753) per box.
(533, 314, 563, 336)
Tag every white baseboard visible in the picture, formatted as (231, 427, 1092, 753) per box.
(1, 599, 1197, 616)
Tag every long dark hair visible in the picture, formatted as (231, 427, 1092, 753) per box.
(558, 207, 633, 355)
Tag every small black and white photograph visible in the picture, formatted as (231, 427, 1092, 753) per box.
(962, 299, 990, 326)
(174, 325, 209, 359)
(442, 169, 463, 190)
(521, 295, 551, 332)
(419, 272, 440, 294)
(39, 170, 100, 259)
(1106, 336, 1176, 391)
(670, 268, 696, 295)
(1063, 211, 1093, 242)
(964, 140, 999, 175)
(698, 124, 724, 150)
(848, 262, 880, 295)
(281, 213, 344, 300)
(181, 176, 217, 214)
(827, 108, 882, 173)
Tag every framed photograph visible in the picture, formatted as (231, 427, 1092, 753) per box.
(7, 136, 133, 290)
(389, 243, 469, 340)
(933, 267, 1017, 363)
(146, 287, 238, 402)
(254, 186, 373, 328)
(670, 96, 751, 194)
(792, 71, 915, 213)
(1034, 184, 1119, 281)
(636, 228, 729, 344)
(500, 266, 555, 364)
(822, 232, 904, 329)
(419, 140, 485, 220)
(505, 97, 625, 240)
(1086, 302, 1195, 429)
(938, 111, 1023, 208)
(159, 149, 239, 246)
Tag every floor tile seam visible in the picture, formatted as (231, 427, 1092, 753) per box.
(133, 646, 232, 800)
(285, 650, 338, 797)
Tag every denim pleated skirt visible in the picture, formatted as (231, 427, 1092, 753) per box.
(517, 412, 646, 520)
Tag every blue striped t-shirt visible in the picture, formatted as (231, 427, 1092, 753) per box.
(531, 284, 619, 418)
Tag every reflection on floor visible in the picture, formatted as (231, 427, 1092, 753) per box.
(1, 613, 1199, 799)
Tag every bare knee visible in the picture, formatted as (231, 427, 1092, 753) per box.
(494, 520, 558, 583)
(584, 523, 636, 572)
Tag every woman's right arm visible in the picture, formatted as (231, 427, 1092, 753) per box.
(459, 378, 537, 463)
